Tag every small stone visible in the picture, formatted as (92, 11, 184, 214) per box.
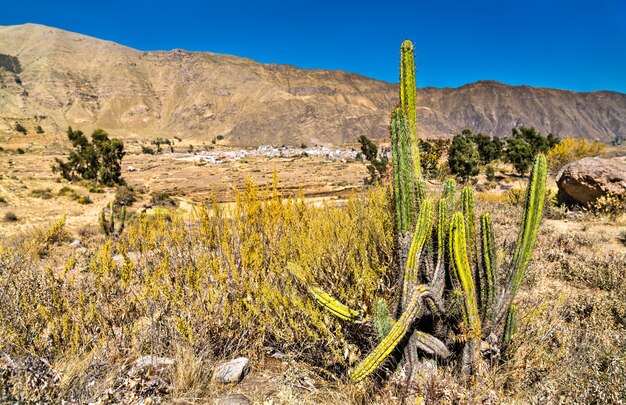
(131, 356, 174, 375)
(69, 240, 81, 247)
(215, 393, 250, 405)
(212, 357, 250, 383)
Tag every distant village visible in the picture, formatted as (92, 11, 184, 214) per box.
(169, 144, 360, 164)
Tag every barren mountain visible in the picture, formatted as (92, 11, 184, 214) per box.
(1, 23, 624, 146)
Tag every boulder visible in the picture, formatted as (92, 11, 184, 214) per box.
(556, 156, 626, 205)
(212, 357, 250, 384)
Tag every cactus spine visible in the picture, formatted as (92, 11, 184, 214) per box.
(99, 201, 126, 237)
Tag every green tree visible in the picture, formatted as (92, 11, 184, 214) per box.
(357, 135, 389, 185)
(505, 136, 533, 175)
(505, 126, 558, 176)
(419, 139, 450, 177)
(464, 129, 503, 164)
(52, 127, 125, 186)
(448, 133, 480, 180)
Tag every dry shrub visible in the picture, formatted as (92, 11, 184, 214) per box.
(547, 136, 606, 174)
(0, 180, 393, 401)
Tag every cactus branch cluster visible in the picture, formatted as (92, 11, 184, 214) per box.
(307, 39, 547, 384)
(99, 201, 126, 237)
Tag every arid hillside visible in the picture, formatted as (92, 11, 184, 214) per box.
(1, 23, 625, 146)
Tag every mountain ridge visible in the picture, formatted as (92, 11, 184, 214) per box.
(1, 23, 624, 146)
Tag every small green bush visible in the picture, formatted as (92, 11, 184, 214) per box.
(14, 122, 27, 134)
(76, 195, 92, 205)
(30, 188, 53, 199)
(150, 191, 177, 207)
(114, 185, 137, 206)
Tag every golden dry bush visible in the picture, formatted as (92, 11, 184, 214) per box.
(546, 136, 605, 174)
(0, 180, 394, 375)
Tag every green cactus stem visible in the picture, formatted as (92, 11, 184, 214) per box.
(449, 212, 481, 339)
(503, 304, 518, 346)
(390, 107, 416, 233)
(479, 213, 498, 325)
(350, 285, 430, 383)
(309, 287, 362, 323)
(510, 154, 547, 295)
(402, 199, 434, 309)
(99, 201, 126, 237)
(400, 39, 420, 181)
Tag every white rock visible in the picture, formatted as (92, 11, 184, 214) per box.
(212, 357, 250, 383)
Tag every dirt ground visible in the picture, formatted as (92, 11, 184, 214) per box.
(0, 149, 368, 237)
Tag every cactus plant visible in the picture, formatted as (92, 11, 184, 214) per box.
(99, 201, 126, 237)
(307, 39, 547, 385)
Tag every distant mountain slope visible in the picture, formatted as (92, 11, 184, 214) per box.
(1, 23, 624, 146)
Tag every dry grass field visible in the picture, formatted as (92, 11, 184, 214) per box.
(0, 146, 625, 404)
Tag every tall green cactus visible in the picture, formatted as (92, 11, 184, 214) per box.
(99, 201, 126, 237)
(400, 40, 420, 181)
(307, 40, 547, 386)
(390, 108, 416, 233)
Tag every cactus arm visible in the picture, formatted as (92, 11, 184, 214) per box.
(400, 39, 420, 180)
(431, 199, 447, 295)
(461, 186, 476, 264)
(479, 213, 498, 326)
(503, 304, 518, 347)
(109, 201, 115, 234)
(510, 154, 547, 295)
(309, 287, 362, 323)
(402, 199, 434, 308)
(495, 154, 547, 326)
(449, 212, 481, 339)
(350, 285, 430, 383)
(118, 206, 126, 235)
(411, 331, 451, 358)
(99, 209, 108, 236)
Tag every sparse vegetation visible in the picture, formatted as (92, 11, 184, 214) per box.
(114, 185, 137, 206)
(150, 191, 177, 207)
(36, 125, 44, 134)
(2, 212, 17, 222)
(58, 186, 92, 204)
(30, 188, 54, 199)
(141, 145, 156, 155)
(0, 38, 624, 405)
(14, 121, 27, 134)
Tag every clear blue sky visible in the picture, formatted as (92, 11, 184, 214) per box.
(2, 0, 625, 93)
